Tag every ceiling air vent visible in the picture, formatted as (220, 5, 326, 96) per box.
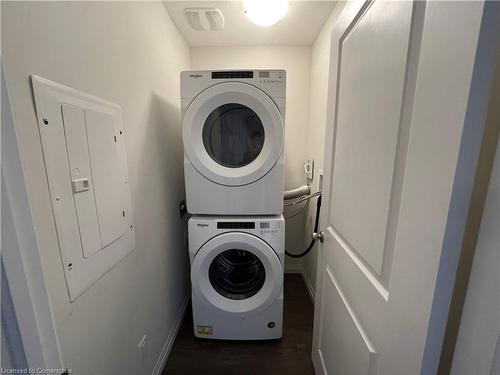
(184, 8, 225, 31)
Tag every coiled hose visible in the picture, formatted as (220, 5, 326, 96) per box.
(285, 194, 322, 258)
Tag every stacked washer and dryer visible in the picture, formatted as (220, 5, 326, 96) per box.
(181, 70, 286, 340)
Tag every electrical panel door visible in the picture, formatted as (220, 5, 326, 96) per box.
(32, 75, 135, 301)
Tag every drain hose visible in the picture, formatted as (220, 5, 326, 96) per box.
(285, 194, 322, 258)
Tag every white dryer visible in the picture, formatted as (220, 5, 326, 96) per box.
(181, 70, 285, 215)
(188, 215, 284, 340)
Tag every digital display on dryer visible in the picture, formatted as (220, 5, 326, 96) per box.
(212, 71, 253, 79)
(217, 222, 255, 229)
(260, 222, 270, 229)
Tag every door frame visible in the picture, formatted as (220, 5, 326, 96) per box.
(441, 40, 500, 374)
(312, 1, 500, 373)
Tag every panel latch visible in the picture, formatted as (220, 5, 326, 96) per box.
(71, 178, 89, 193)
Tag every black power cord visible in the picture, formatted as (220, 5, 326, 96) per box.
(285, 194, 322, 258)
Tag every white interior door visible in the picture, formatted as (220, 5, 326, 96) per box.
(312, 1, 499, 374)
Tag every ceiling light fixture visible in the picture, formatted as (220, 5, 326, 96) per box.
(244, 0, 289, 27)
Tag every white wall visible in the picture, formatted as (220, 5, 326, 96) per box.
(449, 45, 500, 375)
(2, 2, 190, 374)
(451, 135, 500, 375)
(1, 260, 28, 369)
(190, 46, 311, 271)
(303, 2, 346, 293)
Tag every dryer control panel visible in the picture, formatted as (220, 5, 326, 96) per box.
(181, 69, 286, 102)
(209, 70, 285, 84)
(217, 222, 255, 229)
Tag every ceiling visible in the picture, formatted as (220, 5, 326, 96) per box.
(163, 1, 337, 47)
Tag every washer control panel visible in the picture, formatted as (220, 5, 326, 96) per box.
(212, 219, 282, 236)
(259, 220, 281, 235)
(257, 70, 285, 84)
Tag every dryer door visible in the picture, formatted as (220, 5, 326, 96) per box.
(183, 82, 284, 186)
(191, 232, 283, 316)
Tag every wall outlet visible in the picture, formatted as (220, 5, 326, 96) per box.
(305, 159, 314, 181)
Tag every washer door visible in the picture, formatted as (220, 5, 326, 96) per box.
(191, 232, 283, 317)
(183, 82, 284, 186)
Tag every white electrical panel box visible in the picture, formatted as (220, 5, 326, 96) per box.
(32, 75, 135, 301)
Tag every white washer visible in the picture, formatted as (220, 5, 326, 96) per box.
(181, 70, 286, 215)
(189, 215, 285, 340)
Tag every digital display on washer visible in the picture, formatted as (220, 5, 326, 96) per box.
(217, 222, 255, 229)
(260, 222, 270, 229)
(212, 71, 253, 79)
(259, 71, 270, 78)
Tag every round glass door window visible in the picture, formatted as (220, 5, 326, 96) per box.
(202, 103, 265, 168)
(209, 249, 266, 300)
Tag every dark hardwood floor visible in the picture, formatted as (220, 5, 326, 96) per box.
(162, 273, 315, 375)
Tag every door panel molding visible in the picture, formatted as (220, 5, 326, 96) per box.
(327, 226, 388, 300)
(379, 0, 426, 286)
(326, 266, 377, 355)
(329, 0, 413, 277)
(318, 266, 379, 375)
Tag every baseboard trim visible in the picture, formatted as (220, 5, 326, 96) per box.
(285, 264, 315, 303)
(151, 289, 190, 375)
(285, 264, 303, 274)
(301, 269, 315, 304)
